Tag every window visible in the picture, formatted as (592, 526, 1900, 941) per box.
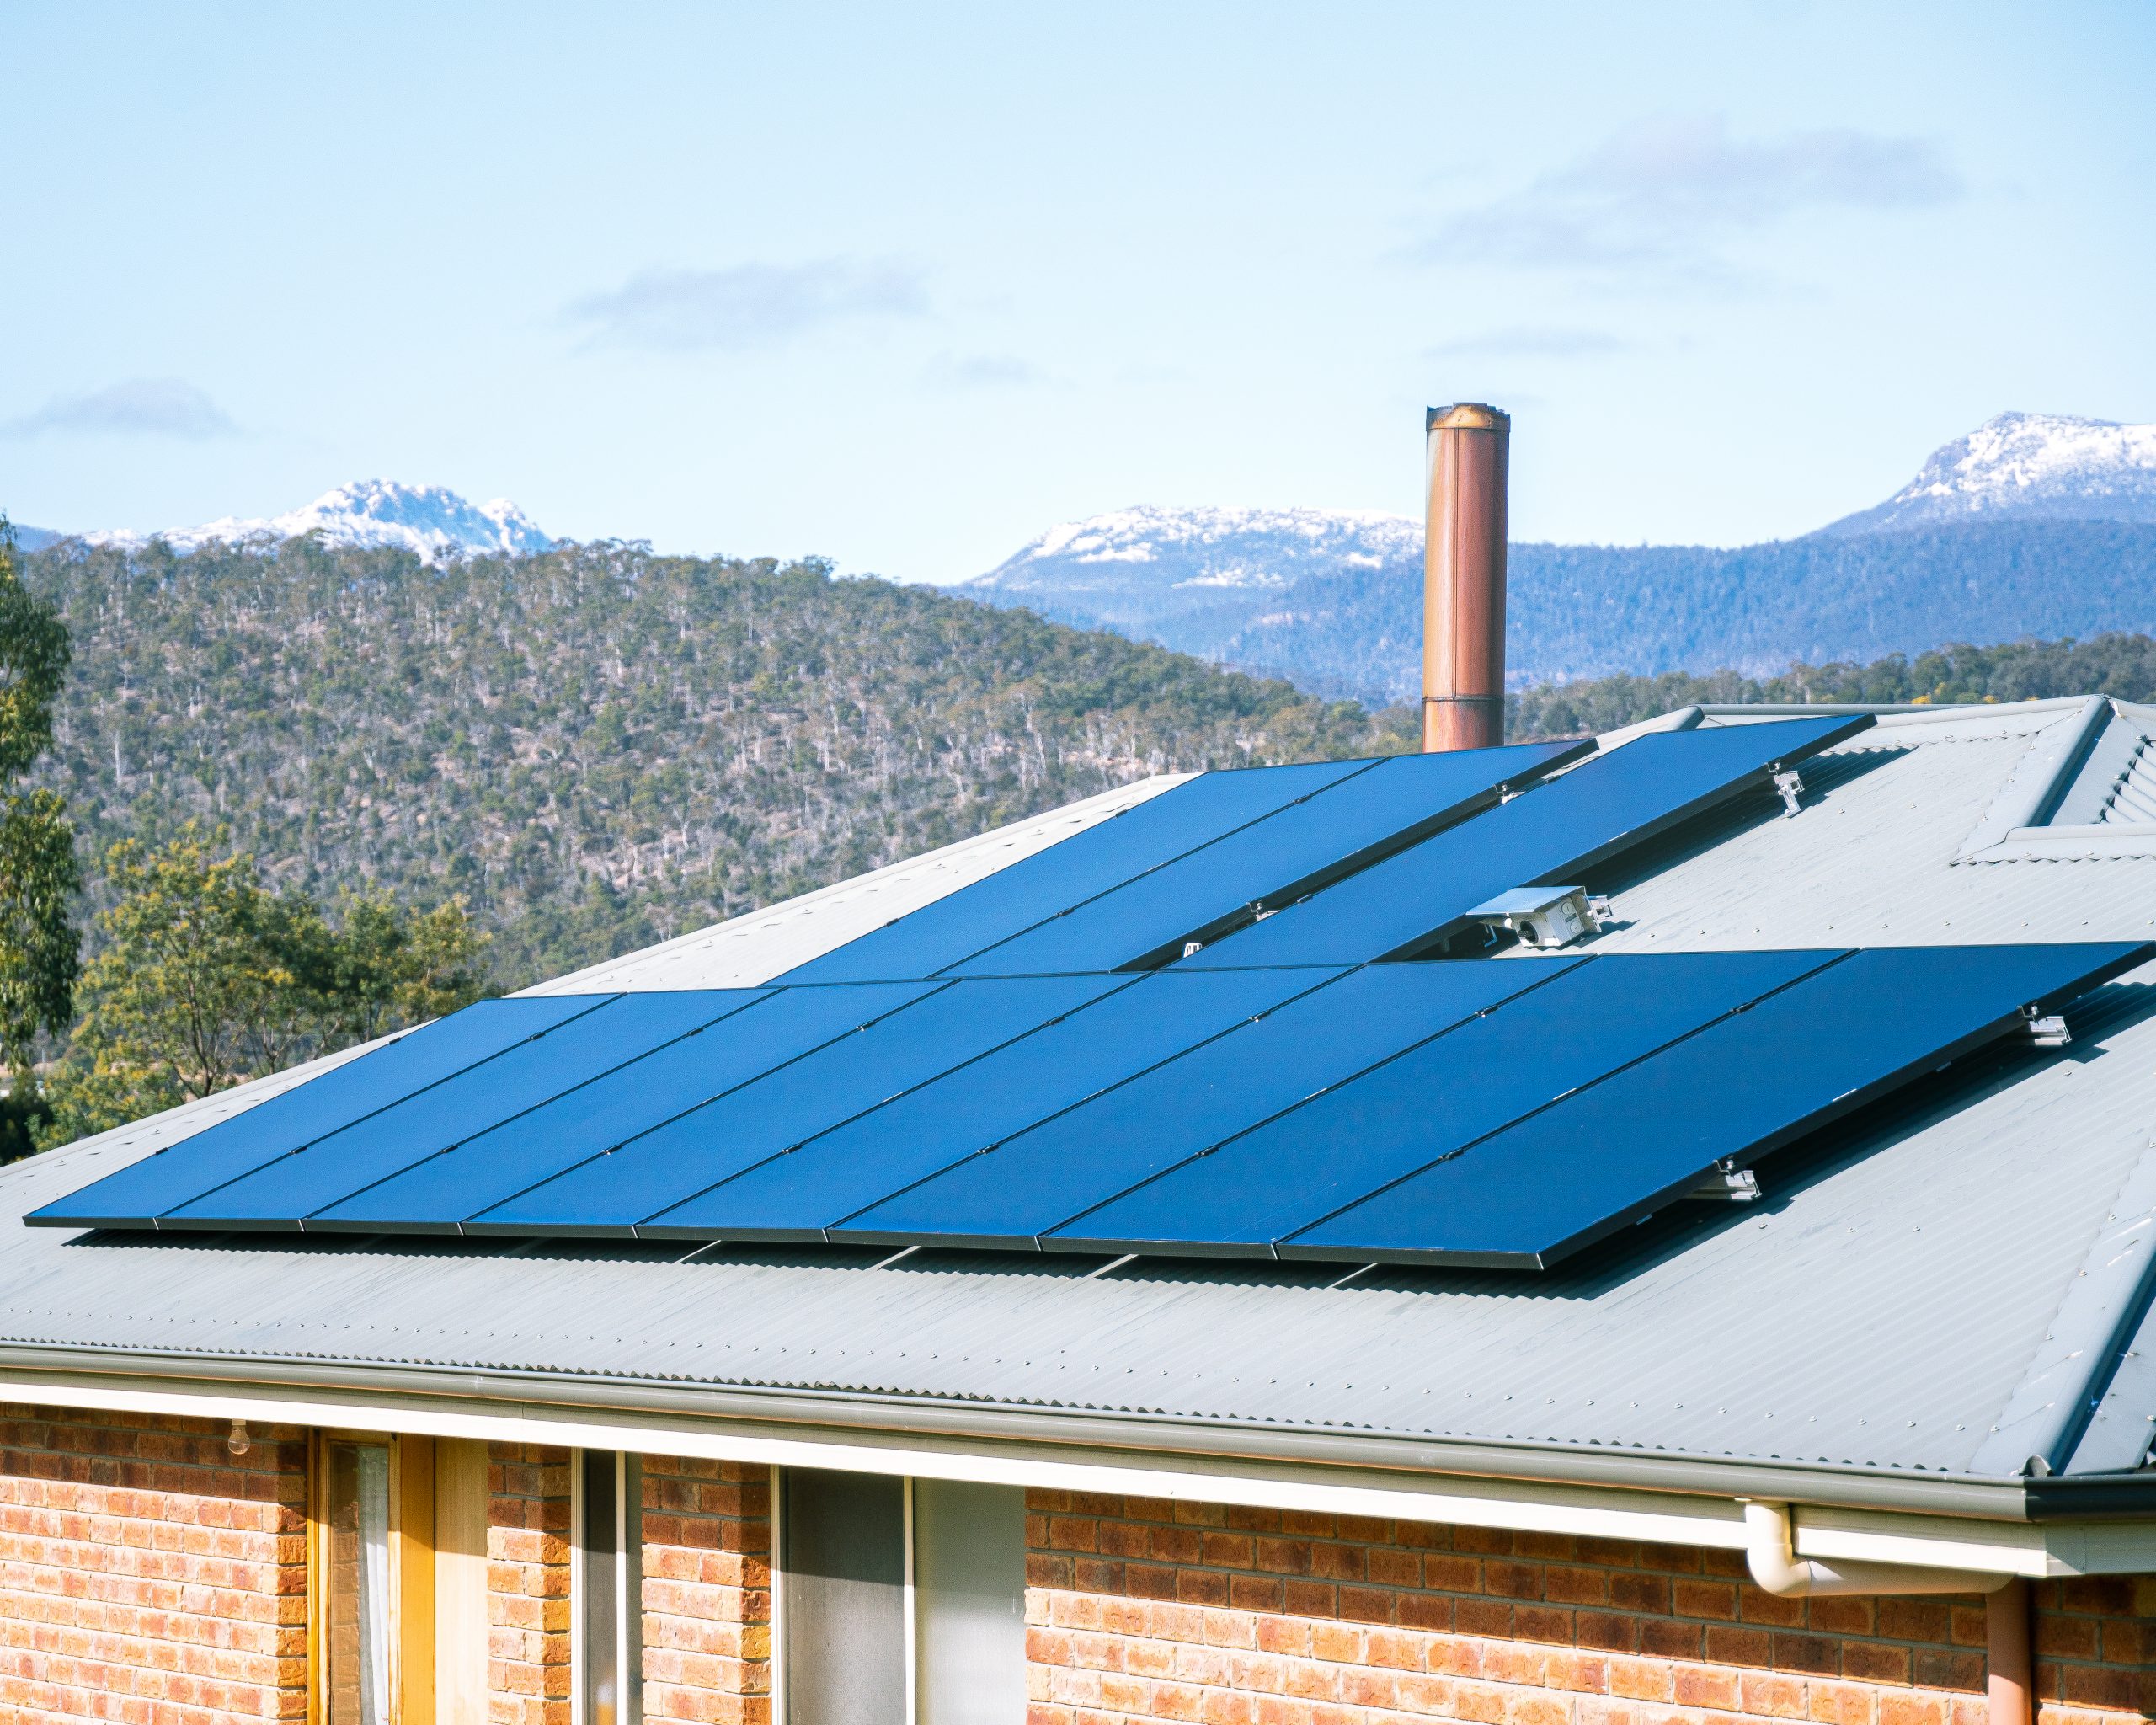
(318, 1439, 394, 1725)
(309, 1431, 490, 1725)
(778, 1470, 1026, 1725)
(576, 1450, 643, 1725)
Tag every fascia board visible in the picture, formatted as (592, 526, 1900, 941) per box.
(8, 1357, 2129, 1578)
(0, 1358, 1751, 1553)
(1793, 1504, 2156, 1579)
(0, 1348, 2036, 1514)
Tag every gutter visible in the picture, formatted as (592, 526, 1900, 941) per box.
(0, 1338, 2067, 1520)
(1741, 1499, 2009, 1597)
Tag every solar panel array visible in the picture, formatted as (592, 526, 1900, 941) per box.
(35, 718, 2152, 1270)
(778, 740, 1588, 982)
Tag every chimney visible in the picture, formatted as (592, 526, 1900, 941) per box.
(1422, 403, 1510, 751)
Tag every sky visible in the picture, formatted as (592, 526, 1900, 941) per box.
(3, 2, 2152, 582)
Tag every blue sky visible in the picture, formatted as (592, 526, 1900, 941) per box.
(3, 3, 2151, 580)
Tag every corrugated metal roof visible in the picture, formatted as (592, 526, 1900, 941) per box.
(8, 703, 2156, 1483)
(2101, 740, 2156, 825)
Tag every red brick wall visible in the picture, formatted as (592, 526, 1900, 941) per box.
(3, 1414, 2151, 1725)
(0, 1402, 307, 1724)
(1023, 1493, 2156, 1725)
(638, 1455, 771, 1725)
(2036, 1578, 2156, 1725)
(490, 1440, 573, 1725)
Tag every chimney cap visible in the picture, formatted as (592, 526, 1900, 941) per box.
(1428, 402, 1511, 434)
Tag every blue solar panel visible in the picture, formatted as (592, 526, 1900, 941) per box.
(946, 742, 1588, 977)
(832, 959, 1582, 1250)
(1048, 950, 1836, 1256)
(158, 991, 781, 1227)
(772, 759, 1377, 984)
(642, 966, 1351, 1241)
(29, 993, 616, 1229)
(307, 983, 944, 1231)
(1180, 716, 1871, 969)
(1282, 942, 2151, 1268)
(463, 973, 1137, 1235)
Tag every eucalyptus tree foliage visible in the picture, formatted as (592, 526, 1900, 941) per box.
(0, 521, 79, 1088)
(37, 828, 486, 1150)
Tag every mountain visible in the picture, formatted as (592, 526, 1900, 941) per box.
(951, 413, 2156, 702)
(1224, 522, 2156, 702)
(1822, 412, 2156, 535)
(81, 479, 553, 564)
(4, 525, 63, 553)
(963, 505, 1419, 634)
(16, 536, 1406, 987)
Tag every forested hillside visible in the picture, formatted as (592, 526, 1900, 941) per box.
(1509, 633, 2156, 738)
(20, 537, 1410, 987)
(22, 530, 2154, 1001)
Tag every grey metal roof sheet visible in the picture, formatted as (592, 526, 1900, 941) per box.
(8, 699, 2156, 1484)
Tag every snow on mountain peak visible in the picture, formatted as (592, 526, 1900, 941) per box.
(84, 480, 554, 563)
(961, 503, 1420, 603)
(1824, 412, 2156, 535)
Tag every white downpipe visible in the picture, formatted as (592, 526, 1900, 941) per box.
(1742, 1501, 2012, 1598)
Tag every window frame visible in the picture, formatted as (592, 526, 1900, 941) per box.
(570, 1448, 643, 1725)
(308, 1428, 435, 1725)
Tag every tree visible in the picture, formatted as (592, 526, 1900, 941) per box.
(37, 826, 486, 1148)
(300, 885, 489, 1046)
(0, 519, 80, 1156)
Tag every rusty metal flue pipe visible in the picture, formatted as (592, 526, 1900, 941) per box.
(1422, 403, 1510, 751)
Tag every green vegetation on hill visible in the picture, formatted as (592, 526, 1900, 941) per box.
(22, 538, 1413, 988)
(40, 827, 486, 1147)
(1125, 521, 2156, 705)
(22, 530, 2156, 1009)
(1510, 633, 2156, 739)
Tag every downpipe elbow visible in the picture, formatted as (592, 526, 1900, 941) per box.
(1741, 1501, 2013, 1599)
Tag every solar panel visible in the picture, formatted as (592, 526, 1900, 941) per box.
(29, 993, 617, 1229)
(832, 958, 1584, 1250)
(1280, 942, 2150, 1268)
(772, 759, 1376, 984)
(1046, 949, 1836, 1256)
(1179, 716, 1871, 969)
(159, 990, 782, 1227)
(640, 966, 1352, 1241)
(945, 742, 1588, 977)
(307, 981, 953, 1231)
(462, 973, 1138, 1236)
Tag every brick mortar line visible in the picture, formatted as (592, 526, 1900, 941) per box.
(1033, 1564, 1988, 1652)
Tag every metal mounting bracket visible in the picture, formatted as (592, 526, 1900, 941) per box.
(2026, 1011, 2072, 1048)
(1688, 1162, 1763, 1203)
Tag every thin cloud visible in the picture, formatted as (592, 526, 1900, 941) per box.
(567, 260, 929, 351)
(3, 377, 238, 440)
(1413, 115, 1964, 272)
(1426, 327, 1635, 359)
(923, 352, 1044, 391)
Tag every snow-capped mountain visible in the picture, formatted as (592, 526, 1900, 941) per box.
(954, 505, 1420, 633)
(1822, 412, 2156, 535)
(952, 412, 2156, 702)
(84, 480, 553, 564)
